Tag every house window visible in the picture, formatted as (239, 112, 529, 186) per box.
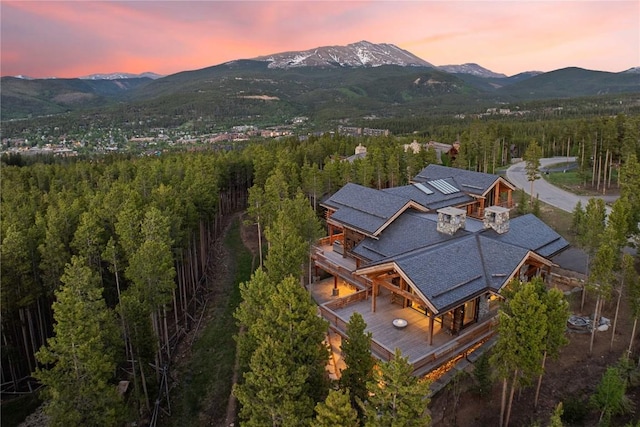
(462, 298, 477, 327)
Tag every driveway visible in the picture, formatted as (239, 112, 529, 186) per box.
(506, 157, 617, 213)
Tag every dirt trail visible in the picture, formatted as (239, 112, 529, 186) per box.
(223, 215, 259, 426)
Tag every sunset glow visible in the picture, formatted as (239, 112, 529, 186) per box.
(1, 1, 638, 78)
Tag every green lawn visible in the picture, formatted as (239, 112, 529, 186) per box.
(544, 169, 619, 196)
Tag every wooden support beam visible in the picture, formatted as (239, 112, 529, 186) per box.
(371, 282, 377, 313)
(374, 278, 426, 308)
(429, 312, 435, 346)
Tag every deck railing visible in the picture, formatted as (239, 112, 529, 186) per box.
(411, 316, 498, 375)
(324, 289, 368, 311)
(321, 298, 499, 376)
(312, 246, 371, 289)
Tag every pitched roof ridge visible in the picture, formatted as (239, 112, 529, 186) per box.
(476, 234, 493, 290)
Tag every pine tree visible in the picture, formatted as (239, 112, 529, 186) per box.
(263, 210, 308, 283)
(523, 140, 542, 205)
(491, 280, 548, 427)
(362, 348, 432, 427)
(315, 389, 359, 427)
(34, 256, 125, 426)
(235, 276, 329, 425)
(548, 402, 564, 427)
(234, 269, 277, 368)
(340, 312, 374, 418)
(534, 286, 570, 408)
(588, 243, 615, 355)
(590, 366, 634, 426)
(571, 200, 585, 236)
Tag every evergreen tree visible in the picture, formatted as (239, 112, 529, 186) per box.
(235, 335, 311, 426)
(624, 254, 640, 358)
(534, 286, 570, 408)
(263, 210, 308, 283)
(315, 389, 359, 427)
(234, 269, 277, 368)
(523, 140, 542, 205)
(473, 352, 493, 398)
(340, 312, 374, 417)
(619, 153, 640, 240)
(587, 243, 615, 354)
(235, 276, 329, 425)
(34, 256, 125, 426)
(571, 200, 585, 236)
(362, 348, 432, 427)
(491, 280, 548, 427)
(548, 402, 564, 427)
(590, 366, 634, 426)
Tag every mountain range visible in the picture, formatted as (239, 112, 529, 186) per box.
(2, 41, 638, 121)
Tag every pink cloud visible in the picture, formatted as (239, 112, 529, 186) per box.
(1, 1, 638, 78)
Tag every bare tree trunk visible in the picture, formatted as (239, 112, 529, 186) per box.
(19, 308, 34, 373)
(629, 317, 637, 358)
(590, 294, 601, 355)
(611, 280, 623, 351)
(596, 154, 602, 191)
(591, 136, 597, 187)
(505, 370, 518, 427)
(500, 377, 508, 427)
(257, 221, 263, 269)
(534, 351, 548, 408)
(602, 150, 609, 195)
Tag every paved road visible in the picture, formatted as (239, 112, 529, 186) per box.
(506, 157, 617, 213)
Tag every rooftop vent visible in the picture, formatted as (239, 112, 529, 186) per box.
(483, 205, 510, 234)
(436, 207, 466, 235)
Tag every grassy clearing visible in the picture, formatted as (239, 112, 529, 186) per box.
(544, 169, 619, 196)
(168, 218, 253, 426)
(537, 201, 578, 245)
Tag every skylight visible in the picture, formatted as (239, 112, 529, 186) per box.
(428, 179, 460, 194)
(413, 182, 433, 195)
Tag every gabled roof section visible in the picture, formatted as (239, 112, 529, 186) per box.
(412, 164, 512, 196)
(382, 182, 474, 211)
(352, 211, 470, 262)
(323, 183, 424, 236)
(357, 234, 540, 314)
(482, 214, 569, 257)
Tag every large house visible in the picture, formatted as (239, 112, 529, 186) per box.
(311, 164, 570, 376)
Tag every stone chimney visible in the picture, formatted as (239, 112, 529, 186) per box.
(355, 143, 367, 155)
(436, 207, 466, 235)
(483, 205, 510, 234)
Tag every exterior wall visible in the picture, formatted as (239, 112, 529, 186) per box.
(344, 228, 366, 255)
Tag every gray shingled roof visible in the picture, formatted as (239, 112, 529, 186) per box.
(323, 183, 411, 235)
(364, 234, 531, 313)
(483, 214, 569, 257)
(352, 211, 468, 262)
(382, 183, 474, 211)
(412, 164, 501, 195)
(353, 211, 564, 313)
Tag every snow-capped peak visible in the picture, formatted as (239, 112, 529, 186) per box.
(253, 41, 435, 69)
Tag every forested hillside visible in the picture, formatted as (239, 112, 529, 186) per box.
(2, 111, 639, 425)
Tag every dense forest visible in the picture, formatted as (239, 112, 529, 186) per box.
(1, 112, 639, 425)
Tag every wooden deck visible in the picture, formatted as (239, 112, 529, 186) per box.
(311, 278, 497, 375)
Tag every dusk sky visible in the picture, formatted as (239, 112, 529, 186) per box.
(1, 1, 638, 79)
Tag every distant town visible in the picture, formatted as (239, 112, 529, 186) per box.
(0, 106, 544, 158)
